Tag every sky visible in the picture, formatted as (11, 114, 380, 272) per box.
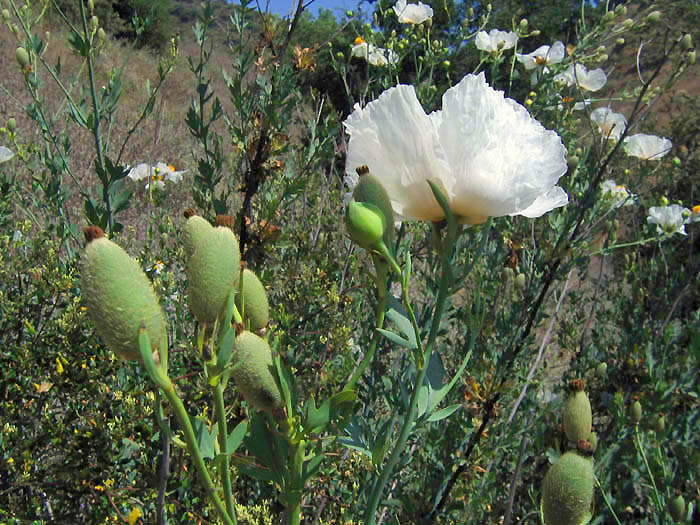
(248, 0, 360, 19)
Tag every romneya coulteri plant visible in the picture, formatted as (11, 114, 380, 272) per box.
(0, 0, 698, 523)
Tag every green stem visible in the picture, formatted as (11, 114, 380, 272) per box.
(213, 380, 237, 524)
(633, 426, 663, 513)
(284, 439, 306, 525)
(594, 474, 622, 525)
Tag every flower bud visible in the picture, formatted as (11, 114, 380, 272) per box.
(88, 0, 94, 11)
(442, 60, 450, 68)
(2, 8, 10, 21)
(515, 273, 526, 290)
(98, 27, 106, 42)
(232, 331, 284, 416)
(90, 15, 99, 31)
(616, 38, 625, 46)
(519, 19, 528, 31)
(502, 266, 514, 281)
(622, 18, 634, 29)
(669, 493, 686, 523)
(653, 413, 664, 433)
(16, 47, 29, 68)
(351, 168, 395, 250)
(680, 34, 692, 50)
(629, 399, 642, 424)
(81, 226, 166, 361)
(595, 362, 607, 378)
(615, 5, 627, 16)
(688, 51, 696, 65)
(182, 210, 213, 259)
(567, 155, 579, 169)
(647, 11, 661, 24)
(602, 11, 615, 23)
(672, 157, 681, 167)
(660, 196, 669, 206)
(345, 201, 386, 250)
(530, 30, 541, 37)
(7, 117, 16, 131)
(542, 451, 594, 525)
(598, 53, 609, 63)
(236, 268, 269, 332)
(563, 380, 592, 443)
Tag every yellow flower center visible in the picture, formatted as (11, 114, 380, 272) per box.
(354, 36, 365, 45)
(168, 165, 176, 171)
(693, 205, 700, 214)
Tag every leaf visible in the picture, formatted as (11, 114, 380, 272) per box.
(302, 454, 324, 484)
(386, 307, 416, 346)
(227, 420, 247, 453)
(377, 328, 417, 350)
(215, 327, 235, 372)
(426, 404, 461, 422)
(305, 396, 330, 435)
(371, 417, 395, 467)
(191, 418, 217, 460)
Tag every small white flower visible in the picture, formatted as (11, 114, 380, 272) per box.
(590, 107, 627, 140)
(601, 179, 635, 208)
(516, 41, 566, 70)
(475, 29, 518, 53)
(393, 0, 433, 24)
(554, 63, 607, 91)
(129, 162, 186, 189)
(624, 133, 672, 160)
(351, 42, 398, 67)
(344, 73, 568, 224)
(127, 163, 152, 181)
(151, 260, 165, 274)
(647, 204, 690, 235)
(0, 146, 15, 163)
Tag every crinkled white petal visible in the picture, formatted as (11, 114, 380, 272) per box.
(0, 146, 15, 163)
(554, 63, 607, 91)
(128, 163, 152, 181)
(517, 41, 565, 70)
(344, 87, 453, 221)
(475, 29, 518, 52)
(601, 179, 635, 208)
(432, 73, 567, 220)
(352, 42, 368, 59)
(624, 133, 672, 160)
(590, 107, 627, 140)
(393, 0, 433, 24)
(647, 204, 689, 235)
(513, 186, 569, 218)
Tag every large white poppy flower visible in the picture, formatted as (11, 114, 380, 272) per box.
(343, 73, 568, 224)
(590, 107, 627, 140)
(554, 63, 607, 91)
(352, 41, 398, 67)
(624, 133, 672, 160)
(475, 29, 518, 53)
(393, 0, 433, 24)
(647, 204, 690, 235)
(601, 179, 635, 208)
(516, 41, 566, 70)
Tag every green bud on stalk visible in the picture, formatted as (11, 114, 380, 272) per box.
(668, 494, 686, 523)
(680, 34, 692, 50)
(237, 268, 270, 332)
(615, 5, 626, 16)
(232, 331, 284, 416)
(2, 9, 10, 21)
(629, 399, 642, 424)
(595, 362, 607, 378)
(351, 166, 395, 250)
(16, 47, 29, 68)
(81, 226, 166, 361)
(541, 451, 594, 525)
(653, 413, 665, 433)
(515, 273, 526, 290)
(345, 201, 386, 250)
(647, 11, 661, 24)
(688, 51, 696, 65)
(182, 209, 213, 260)
(563, 380, 592, 443)
(7, 117, 16, 131)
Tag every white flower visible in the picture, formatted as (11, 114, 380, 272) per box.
(150, 260, 165, 274)
(554, 63, 607, 91)
(351, 42, 398, 67)
(647, 204, 690, 235)
(393, 0, 433, 24)
(343, 73, 568, 224)
(475, 29, 518, 53)
(516, 41, 566, 70)
(601, 179, 635, 208)
(590, 107, 627, 140)
(0, 146, 15, 163)
(624, 133, 672, 160)
(128, 162, 186, 189)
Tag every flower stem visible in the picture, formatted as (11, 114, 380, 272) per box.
(633, 425, 663, 513)
(212, 379, 237, 524)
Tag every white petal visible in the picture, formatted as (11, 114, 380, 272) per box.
(434, 73, 567, 219)
(393, 0, 433, 24)
(624, 133, 672, 160)
(0, 146, 15, 163)
(344, 85, 452, 221)
(590, 107, 627, 140)
(128, 163, 152, 181)
(513, 186, 569, 218)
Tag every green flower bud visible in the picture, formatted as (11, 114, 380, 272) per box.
(187, 226, 241, 324)
(515, 273, 526, 290)
(598, 53, 609, 63)
(530, 30, 541, 37)
(502, 266, 514, 281)
(653, 413, 665, 433)
(351, 167, 395, 250)
(563, 380, 592, 443)
(7, 117, 16, 131)
(622, 18, 634, 29)
(88, 0, 95, 11)
(98, 27, 106, 42)
(595, 362, 607, 378)
(232, 331, 284, 416)
(182, 209, 213, 260)
(81, 226, 166, 361)
(615, 5, 626, 16)
(467, 7, 473, 18)
(602, 11, 615, 23)
(688, 51, 696, 65)
(443, 60, 450, 68)
(629, 399, 642, 424)
(541, 451, 594, 525)
(680, 34, 692, 50)
(2, 9, 10, 21)
(616, 38, 625, 46)
(345, 201, 386, 250)
(16, 47, 29, 68)
(660, 196, 669, 206)
(90, 15, 99, 31)
(669, 494, 686, 523)
(236, 268, 269, 332)
(567, 155, 580, 169)
(647, 11, 661, 24)
(519, 19, 528, 31)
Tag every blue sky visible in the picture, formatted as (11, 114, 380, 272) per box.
(249, 0, 360, 19)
